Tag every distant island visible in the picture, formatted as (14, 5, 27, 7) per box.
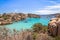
(0, 13, 40, 25)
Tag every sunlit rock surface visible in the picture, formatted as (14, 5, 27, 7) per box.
(0, 13, 40, 25)
(48, 16, 60, 36)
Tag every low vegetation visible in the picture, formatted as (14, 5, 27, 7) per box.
(32, 23, 55, 40)
(55, 36, 60, 40)
(0, 23, 59, 40)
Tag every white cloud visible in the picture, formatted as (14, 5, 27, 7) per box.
(35, 3, 60, 15)
(45, 4, 60, 9)
(49, 1, 57, 4)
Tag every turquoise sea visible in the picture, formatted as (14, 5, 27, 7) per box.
(0, 15, 52, 31)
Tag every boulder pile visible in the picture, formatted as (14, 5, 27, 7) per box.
(48, 17, 60, 36)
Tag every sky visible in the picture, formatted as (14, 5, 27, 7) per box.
(0, 0, 60, 15)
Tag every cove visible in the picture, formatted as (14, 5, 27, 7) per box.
(0, 17, 50, 31)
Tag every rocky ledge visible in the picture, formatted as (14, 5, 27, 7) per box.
(48, 14, 60, 37)
(0, 13, 40, 25)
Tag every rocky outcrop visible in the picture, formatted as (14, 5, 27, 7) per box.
(48, 17, 60, 36)
(0, 19, 12, 25)
(0, 13, 40, 25)
(28, 14, 40, 18)
(0, 13, 27, 25)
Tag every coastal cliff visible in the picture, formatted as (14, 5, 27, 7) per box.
(0, 13, 40, 25)
(48, 14, 60, 36)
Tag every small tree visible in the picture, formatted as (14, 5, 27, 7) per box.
(32, 23, 43, 33)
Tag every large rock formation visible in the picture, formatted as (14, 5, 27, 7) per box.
(48, 17, 60, 36)
(0, 13, 40, 25)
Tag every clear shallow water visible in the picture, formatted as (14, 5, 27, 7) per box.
(0, 17, 50, 31)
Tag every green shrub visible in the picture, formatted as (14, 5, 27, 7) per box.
(32, 23, 48, 33)
(55, 36, 60, 40)
(32, 23, 43, 33)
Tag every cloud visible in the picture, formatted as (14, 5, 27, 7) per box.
(35, 2, 60, 15)
(49, 1, 57, 4)
(45, 4, 60, 9)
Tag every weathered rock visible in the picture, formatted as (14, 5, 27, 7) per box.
(0, 13, 40, 25)
(48, 18, 60, 36)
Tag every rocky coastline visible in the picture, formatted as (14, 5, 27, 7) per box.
(0, 13, 40, 25)
(48, 14, 60, 36)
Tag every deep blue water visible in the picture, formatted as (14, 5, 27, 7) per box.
(0, 15, 52, 31)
